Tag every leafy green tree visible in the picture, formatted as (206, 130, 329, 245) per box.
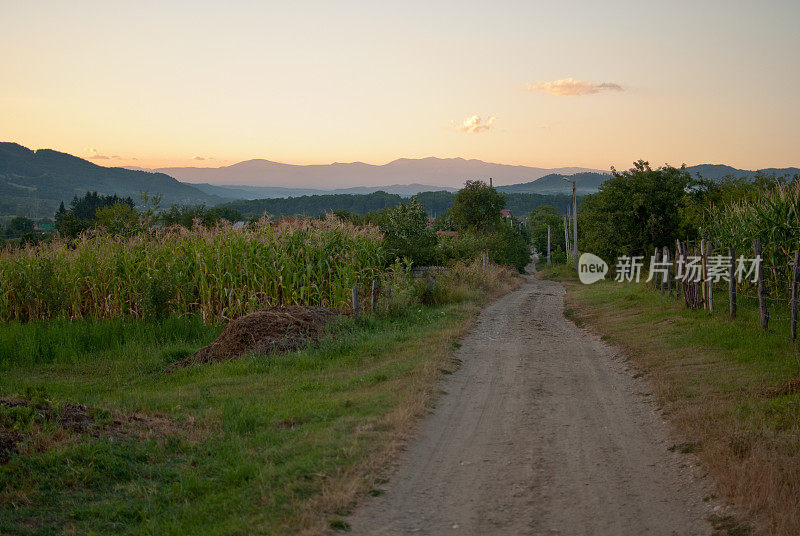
(380, 198, 437, 265)
(4, 216, 34, 238)
(488, 224, 531, 272)
(55, 192, 135, 237)
(96, 203, 142, 236)
(528, 204, 562, 256)
(450, 180, 505, 232)
(578, 160, 691, 262)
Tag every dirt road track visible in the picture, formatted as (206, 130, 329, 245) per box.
(348, 273, 714, 535)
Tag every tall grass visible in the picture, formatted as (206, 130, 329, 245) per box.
(705, 180, 800, 297)
(0, 216, 385, 322)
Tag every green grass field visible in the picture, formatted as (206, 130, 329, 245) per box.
(539, 263, 800, 535)
(0, 304, 475, 535)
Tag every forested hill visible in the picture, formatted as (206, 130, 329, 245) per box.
(221, 190, 575, 218)
(0, 142, 221, 218)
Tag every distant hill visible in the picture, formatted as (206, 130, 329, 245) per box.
(188, 182, 456, 200)
(146, 157, 603, 189)
(0, 142, 222, 218)
(498, 172, 609, 195)
(497, 165, 800, 196)
(221, 190, 574, 219)
(684, 164, 800, 181)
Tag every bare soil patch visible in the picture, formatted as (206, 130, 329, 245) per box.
(0, 397, 182, 464)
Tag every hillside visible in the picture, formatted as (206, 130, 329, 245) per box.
(498, 165, 800, 196)
(685, 164, 800, 181)
(498, 172, 609, 195)
(188, 182, 456, 200)
(222, 190, 574, 219)
(0, 142, 222, 218)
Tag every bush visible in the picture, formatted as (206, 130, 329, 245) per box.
(488, 225, 531, 272)
(379, 198, 437, 266)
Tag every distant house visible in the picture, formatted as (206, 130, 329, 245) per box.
(500, 209, 512, 218)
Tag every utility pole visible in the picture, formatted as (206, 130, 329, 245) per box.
(564, 213, 569, 256)
(547, 225, 551, 265)
(572, 180, 578, 272)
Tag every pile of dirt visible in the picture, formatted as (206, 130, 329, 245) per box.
(179, 306, 340, 366)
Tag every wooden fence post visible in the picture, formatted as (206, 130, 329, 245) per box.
(652, 248, 659, 289)
(675, 239, 683, 301)
(352, 284, 360, 319)
(728, 246, 736, 319)
(792, 250, 800, 339)
(706, 241, 713, 313)
(371, 279, 379, 311)
(754, 239, 768, 330)
(700, 239, 707, 310)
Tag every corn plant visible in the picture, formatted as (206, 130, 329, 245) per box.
(0, 216, 385, 322)
(705, 180, 800, 298)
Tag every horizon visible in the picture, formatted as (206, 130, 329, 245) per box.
(2, 1, 799, 175)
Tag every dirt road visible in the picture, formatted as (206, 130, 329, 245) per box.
(348, 273, 714, 535)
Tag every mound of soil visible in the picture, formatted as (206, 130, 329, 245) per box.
(0, 397, 182, 464)
(181, 306, 340, 366)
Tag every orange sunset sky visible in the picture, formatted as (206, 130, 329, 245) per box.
(2, 0, 799, 174)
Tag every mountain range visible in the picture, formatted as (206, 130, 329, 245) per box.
(146, 158, 603, 190)
(2, 141, 799, 219)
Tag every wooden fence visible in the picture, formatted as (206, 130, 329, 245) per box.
(651, 239, 800, 339)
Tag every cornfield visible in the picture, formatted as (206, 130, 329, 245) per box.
(0, 216, 385, 322)
(705, 180, 800, 297)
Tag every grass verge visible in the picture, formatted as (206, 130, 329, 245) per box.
(538, 263, 800, 536)
(0, 267, 520, 535)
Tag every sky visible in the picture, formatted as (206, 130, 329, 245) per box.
(2, 0, 799, 174)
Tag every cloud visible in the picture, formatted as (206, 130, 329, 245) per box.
(192, 156, 205, 161)
(526, 78, 624, 97)
(455, 114, 496, 134)
(87, 148, 109, 160)
(87, 148, 122, 160)
(192, 156, 216, 161)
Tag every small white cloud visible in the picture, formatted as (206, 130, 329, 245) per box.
(526, 78, 624, 97)
(455, 114, 496, 134)
(87, 148, 109, 160)
(192, 156, 205, 161)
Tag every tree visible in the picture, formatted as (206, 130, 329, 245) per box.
(450, 180, 505, 232)
(578, 160, 691, 262)
(380, 198, 437, 265)
(488, 224, 531, 272)
(55, 191, 136, 237)
(96, 203, 143, 236)
(528, 204, 563, 256)
(4, 216, 34, 238)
